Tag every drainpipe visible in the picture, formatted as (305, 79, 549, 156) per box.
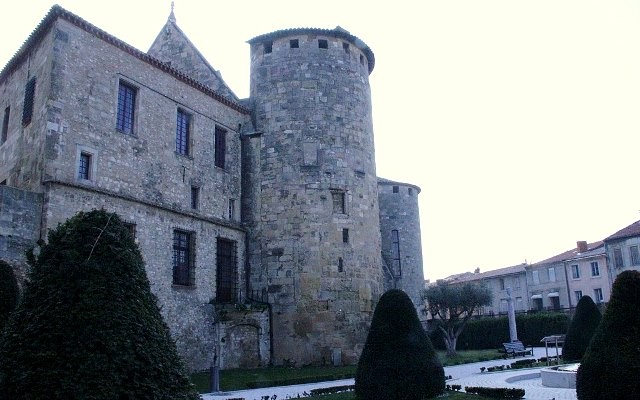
(562, 261, 572, 309)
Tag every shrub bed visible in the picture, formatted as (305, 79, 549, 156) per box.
(464, 386, 525, 399)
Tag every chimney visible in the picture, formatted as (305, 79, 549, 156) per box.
(577, 241, 588, 253)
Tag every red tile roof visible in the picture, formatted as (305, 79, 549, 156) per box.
(605, 220, 640, 242)
(532, 241, 604, 265)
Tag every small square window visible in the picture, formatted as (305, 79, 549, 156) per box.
(392, 186, 399, 193)
(191, 186, 199, 210)
(342, 42, 350, 53)
(575, 290, 583, 302)
(342, 228, 349, 243)
(78, 152, 92, 180)
(290, 39, 299, 48)
(264, 41, 273, 54)
(318, 39, 328, 49)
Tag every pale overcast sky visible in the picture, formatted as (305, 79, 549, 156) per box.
(2, 1, 640, 281)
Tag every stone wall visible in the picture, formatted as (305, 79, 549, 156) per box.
(0, 185, 42, 282)
(378, 180, 425, 310)
(247, 29, 383, 366)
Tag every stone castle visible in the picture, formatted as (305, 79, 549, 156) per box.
(0, 5, 424, 371)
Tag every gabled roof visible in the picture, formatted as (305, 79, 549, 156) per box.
(605, 220, 640, 242)
(0, 5, 249, 114)
(147, 10, 240, 103)
(248, 27, 375, 74)
(532, 241, 604, 266)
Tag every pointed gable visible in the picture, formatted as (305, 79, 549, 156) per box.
(148, 10, 239, 103)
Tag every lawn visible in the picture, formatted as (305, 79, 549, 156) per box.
(296, 391, 482, 399)
(190, 349, 503, 393)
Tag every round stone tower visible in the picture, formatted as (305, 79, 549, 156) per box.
(378, 179, 425, 312)
(245, 27, 382, 365)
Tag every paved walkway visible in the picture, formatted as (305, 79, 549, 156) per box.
(201, 347, 575, 400)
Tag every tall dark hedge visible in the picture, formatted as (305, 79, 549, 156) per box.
(0, 260, 19, 331)
(0, 209, 199, 400)
(356, 289, 445, 400)
(562, 295, 601, 362)
(430, 312, 569, 350)
(576, 270, 640, 400)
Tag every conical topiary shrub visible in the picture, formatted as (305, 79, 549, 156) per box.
(355, 289, 445, 400)
(0, 260, 19, 332)
(562, 295, 601, 362)
(0, 209, 199, 400)
(576, 270, 640, 399)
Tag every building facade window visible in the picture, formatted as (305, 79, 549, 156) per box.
(391, 229, 401, 277)
(571, 264, 580, 279)
(22, 77, 36, 126)
(342, 228, 349, 243)
(614, 248, 624, 268)
(548, 267, 556, 282)
(78, 152, 92, 180)
(630, 245, 640, 265)
(332, 191, 345, 214)
(1, 106, 9, 144)
(338, 257, 344, 272)
(214, 126, 226, 168)
(176, 109, 191, 155)
(499, 278, 505, 290)
(516, 297, 523, 310)
(216, 238, 237, 303)
(590, 261, 600, 277)
(500, 299, 508, 314)
(190, 186, 199, 209)
(532, 270, 540, 284)
(392, 185, 399, 193)
(593, 288, 604, 303)
(575, 290, 583, 302)
(116, 81, 136, 134)
(172, 230, 194, 286)
(514, 276, 521, 288)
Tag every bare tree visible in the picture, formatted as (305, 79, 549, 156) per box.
(423, 283, 492, 357)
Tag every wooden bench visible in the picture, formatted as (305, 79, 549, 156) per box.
(501, 341, 533, 358)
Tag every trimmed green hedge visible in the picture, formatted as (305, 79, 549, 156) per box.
(430, 313, 569, 350)
(465, 386, 525, 399)
(0, 260, 19, 332)
(577, 271, 640, 399)
(0, 210, 199, 400)
(356, 289, 445, 399)
(562, 295, 601, 362)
